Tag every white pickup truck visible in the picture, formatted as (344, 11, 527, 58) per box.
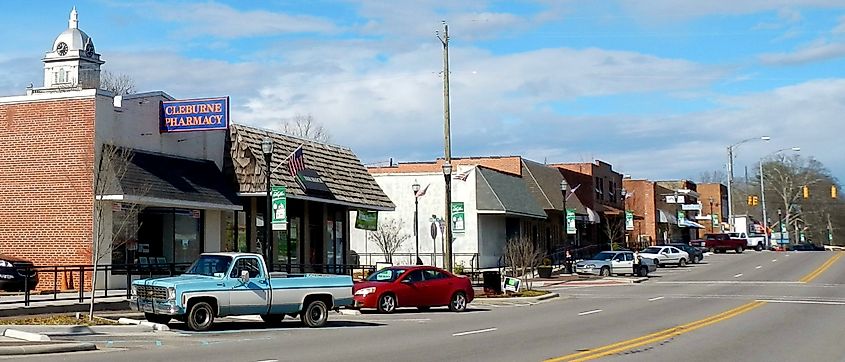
(728, 232, 765, 251)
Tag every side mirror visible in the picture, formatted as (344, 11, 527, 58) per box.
(240, 270, 250, 284)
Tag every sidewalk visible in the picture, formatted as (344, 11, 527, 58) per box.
(0, 330, 97, 356)
(0, 290, 129, 317)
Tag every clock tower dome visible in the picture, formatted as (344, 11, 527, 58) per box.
(40, 7, 104, 91)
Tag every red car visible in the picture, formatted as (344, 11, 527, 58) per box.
(353, 266, 474, 313)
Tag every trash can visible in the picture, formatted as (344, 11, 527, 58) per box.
(482, 271, 502, 294)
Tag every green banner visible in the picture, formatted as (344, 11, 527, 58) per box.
(355, 210, 379, 231)
(677, 210, 685, 226)
(625, 211, 634, 231)
(566, 208, 576, 235)
(451, 202, 465, 232)
(271, 186, 287, 230)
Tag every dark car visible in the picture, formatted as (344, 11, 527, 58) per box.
(669, 243, 705, 264)
(0, 254, 38, 291)
(791, 243, 826, 251)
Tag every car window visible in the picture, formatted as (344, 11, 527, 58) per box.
(230, 257, 261, 279)
(367, 268, 407, 282)
(670, 247, 680, 253)
(403, 270, 425, 283)
(641, 247, 662, 254)
(613, 254, 624, 261)
(592, 252, 616, 261)
(624, 253, 633, 261)
(423, 270, 448, 281)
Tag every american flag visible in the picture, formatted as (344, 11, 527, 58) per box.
(287, 145, 306, 176)
(453, 168, 473, 181)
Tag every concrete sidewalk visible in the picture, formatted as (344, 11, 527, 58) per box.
(0, 330, 97, 356)
(0, 290, 129, 317)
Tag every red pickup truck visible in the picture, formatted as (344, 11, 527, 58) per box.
(690, 233, 747, 253)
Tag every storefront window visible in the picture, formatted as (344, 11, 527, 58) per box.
(223, 211, 247, 252)
(132, 208, 204, 266)
(172, 210, 202, 264)
(110, 203, 141, 265)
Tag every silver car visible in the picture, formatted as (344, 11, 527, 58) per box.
(575, 251, 656, 277)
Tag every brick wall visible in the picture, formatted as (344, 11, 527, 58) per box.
(0, 97, 96, 290)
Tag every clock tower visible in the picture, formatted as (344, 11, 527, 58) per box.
(40, 7, 104, 91)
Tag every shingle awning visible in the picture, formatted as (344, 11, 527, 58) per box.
(98, 147, 242, 211)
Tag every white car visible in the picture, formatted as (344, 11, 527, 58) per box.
(638, 246, 690, 267)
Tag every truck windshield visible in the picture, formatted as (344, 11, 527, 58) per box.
(185, 255, 233, 277)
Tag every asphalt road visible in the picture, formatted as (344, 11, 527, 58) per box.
(10, 250, 845, 362)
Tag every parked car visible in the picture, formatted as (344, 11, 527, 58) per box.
(690, 233, 748, 253)
(352, 266, 473, 313)
(728, 232, 765, 251)
(791, 243, 826, 251)
(0, 254, 38, 292)
(668, 243, 704, 264)
(131, 253, 353, 331)
(638, 246, 690, 267)
(575, 251, 656, 277)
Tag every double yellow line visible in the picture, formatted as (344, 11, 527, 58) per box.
(545, 301, 767, 362)
(799, 252, 844, 283)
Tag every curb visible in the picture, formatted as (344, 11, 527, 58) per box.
(2, 329, 50, 342)
(0, 342, 96, 356)
(0, 300, 129, 318)
(472, 293, 561, 305)
(117, 317, 169, 331)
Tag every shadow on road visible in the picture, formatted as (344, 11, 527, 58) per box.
(169, 320, 384, 334)
(359, 307, 489, 315)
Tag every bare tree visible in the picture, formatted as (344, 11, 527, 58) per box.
(281, 114, 331, 143)
(697, 169, 727, 184)
(761, 155, 829, 245)
(100, 70, 137, 96)
(603, 216, 626, 250)
(368, 218, 409, 263)
(502, 237, 543, 289)
(90, 145, 146, 320)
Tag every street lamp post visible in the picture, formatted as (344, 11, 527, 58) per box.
(261, 137, 274, 272)
(560, 179, 570, 273)
(442, 162, 453, 272)
(709, 197, 715, 233)
(412, 181, 421, 265)
(621, 188, 628, 249)
(759, 147, 800, 250)
(777, 208, 784, 248)
(727, 136, 771, 230)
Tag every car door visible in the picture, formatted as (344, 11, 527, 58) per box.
(611, 253, 629, 275)
(669, 247, 684, 262)
(422, 269, 454, 306)
(229, 256, 270, 315)
(394, 270, 425, 307)
(659, 247, 675, 263)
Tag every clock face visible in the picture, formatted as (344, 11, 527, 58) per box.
(56, 42, 68, 56)
(85, 43, 95, 57)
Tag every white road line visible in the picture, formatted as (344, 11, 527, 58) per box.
(757, 299, 845, 306)
(756, 266, 762, 269)
(734, 273, 743, 278)
(452, 328, 497, 337)
(255, 360, 278, 362)
(772, 259, 777, 262)
(648, 296, 664, 302)
(656, 281, 803, 285)
(578, 309, 603, 316)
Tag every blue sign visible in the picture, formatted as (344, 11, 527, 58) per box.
(160, 97, 229, 132)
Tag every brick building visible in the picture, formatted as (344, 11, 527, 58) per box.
(552, 160, 625, 247)
(695, 183, 728, 233)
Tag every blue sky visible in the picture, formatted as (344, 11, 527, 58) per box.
(2, 1, 844, 182)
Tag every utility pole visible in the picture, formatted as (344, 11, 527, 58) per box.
(828, 213, 834, 246)
(437, 20, 453, 272)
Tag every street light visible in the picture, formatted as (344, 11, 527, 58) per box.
(261, 137, 274, 272)
(442, 162, 453, 272)
(412, 181, 421, 265)
(760, 147, 800, 250)
(708, 197, 715, 233)
(621, 188, 628, 249)
(560, 179, 569, 244)
(727, 136, 770, 230)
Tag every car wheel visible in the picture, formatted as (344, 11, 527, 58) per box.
(755, 245, 762, 252)
(449, 292, 467, 312)
(417, 306, 431, 312)
(377, 293, 396, 314)
(736, 246, 744, 254)
(637, 266, 649, 277)
(144, 313, 171, 325)
(653, 259, 660, 267)
(678, 258, 687, 267)
(599, 267, 610, 277)
(261, 314, 285, 325)
(187, 301, 215, 332)
(709, 248, 716, 253)
(300, 300, 328, 328)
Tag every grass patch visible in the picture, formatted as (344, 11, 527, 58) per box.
(0, 314, 118, 326)
(478, 289, 550, 298)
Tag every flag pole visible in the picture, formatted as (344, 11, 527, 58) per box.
(271, 144, 304, 174)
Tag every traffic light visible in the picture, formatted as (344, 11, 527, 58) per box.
(803, 185, 810, 199)
(752, 195, 759, 206)
(747, 195, 753, 206)
(833, 185, 838, 199)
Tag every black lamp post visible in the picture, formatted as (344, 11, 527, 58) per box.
(560, 179, 569, 244)
(442, 162, 453, 272)
(709, 197, 715, 233)
(261, 137, 274, 272)
(412, 181, 421, 265)
(621, 188, 628, 249)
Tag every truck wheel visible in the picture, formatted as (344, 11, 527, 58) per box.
(678, 258, 687, 267)
(709, 248, 716, 254)
(736, 246, 744, 254)
(187, 302, 215, 332)
(301, 300, 328, 328)
(599, 267, 610, 277)
(377, 294, 396, 314)
(261, 314, 285, 325)
(144, 313, 171, 325)
(449, 292, 467, 312)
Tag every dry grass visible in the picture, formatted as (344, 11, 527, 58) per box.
(0, 314, 118, 326)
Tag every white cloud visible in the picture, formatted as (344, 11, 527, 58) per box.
(149, 2, 338, 38)
(618, 0, 845, 21)
(759, 40, 845, 65)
